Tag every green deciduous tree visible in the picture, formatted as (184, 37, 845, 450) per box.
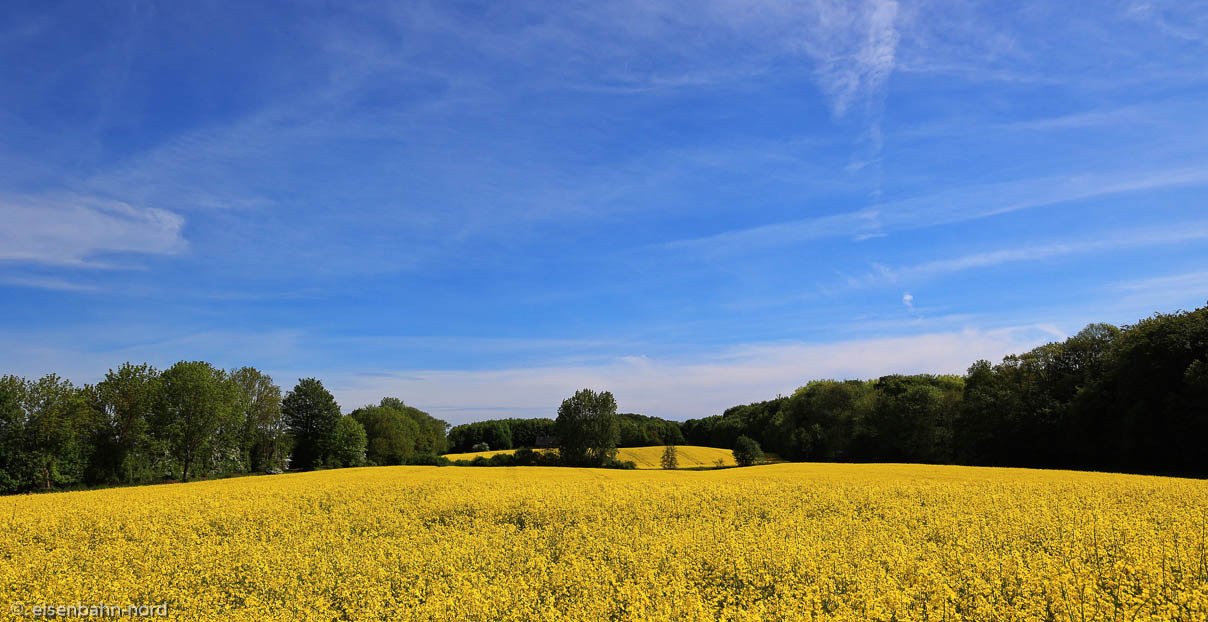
(23, 374, 95, 489)
(556, 388, 619, 467)
(87, 363, 164, 485)
(732, 435, 764, 467)
(660, 444, 678, 470)
(229, 367, 287, 472)
(380, 397, 449, 456)
(869, 375, 962, 464)
(158, 361, 239, 482)
(0, 376, 29, 493)
(330, 416, 367, 468)
(283, 378, 342, 470)
(351, 405, 418, 465)
(1071, 309, 1208, 474)
(773, 380, 873, 461)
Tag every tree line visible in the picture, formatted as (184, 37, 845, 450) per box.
(0, 361, 450, 493)
(446, 418, 557, 453)
(3, 304, 1204, 491)
(452, 305, 1207, 477)
(446, 412, 684, 454)
(684, 306, 1208, 476)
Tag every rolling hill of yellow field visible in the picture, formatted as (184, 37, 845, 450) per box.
(440, 448, 534, 461)
(441, 445, 773, 468)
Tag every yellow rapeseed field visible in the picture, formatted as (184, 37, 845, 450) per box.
(441, 445, 747, 468)
(442, 448, 534, 461)
(2, 463, 1206, 621)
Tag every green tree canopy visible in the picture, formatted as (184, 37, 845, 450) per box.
(330, 416, 367, 468)
(732, 435, 764, 467)
(0, 376, 24, 493)
(230, 367, 286, 473)
(378, 397, 449, 455)
(158, 361, 239, 482)
(87, 362, 164, 484)
(282, 378, 341, 470)
(556, 388, 619, 467)
(351, 405, 419, 465)
(1, 374, 95, 491)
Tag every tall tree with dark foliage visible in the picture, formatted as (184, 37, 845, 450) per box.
(282, 378, 341, 470)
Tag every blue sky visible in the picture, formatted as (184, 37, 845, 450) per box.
(1, 1, 1206, 423)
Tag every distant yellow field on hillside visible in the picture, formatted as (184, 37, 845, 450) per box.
(441, 448, 536, 461)
(442, 445, 751, 468)
(3, 463, 1206, 621)
(615, 445, 740, 468)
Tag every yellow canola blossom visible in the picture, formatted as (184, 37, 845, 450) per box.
(2, 463, 1206, 621)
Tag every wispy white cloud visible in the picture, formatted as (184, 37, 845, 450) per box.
(1004, 106, 1149, 131)
(790, 0, 901, 184)
(1126, 2, 1208, 44)
(890, 100, 1208, 150)
(660, 207, 879, 256)
(659, 165, 1208, 258)
(62, 0, 909, 233)
(0, 276, 98, 292)
(861, 220, 1208, 286)
(0, 194, 186, 266)
(793, 0, 901, 120)
(1115, 270, 1208, 293)
(1111, 270, 1208, 310)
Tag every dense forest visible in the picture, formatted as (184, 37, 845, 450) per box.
(1, 304, 1204, 493)
(683, 306, 1207, 476)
